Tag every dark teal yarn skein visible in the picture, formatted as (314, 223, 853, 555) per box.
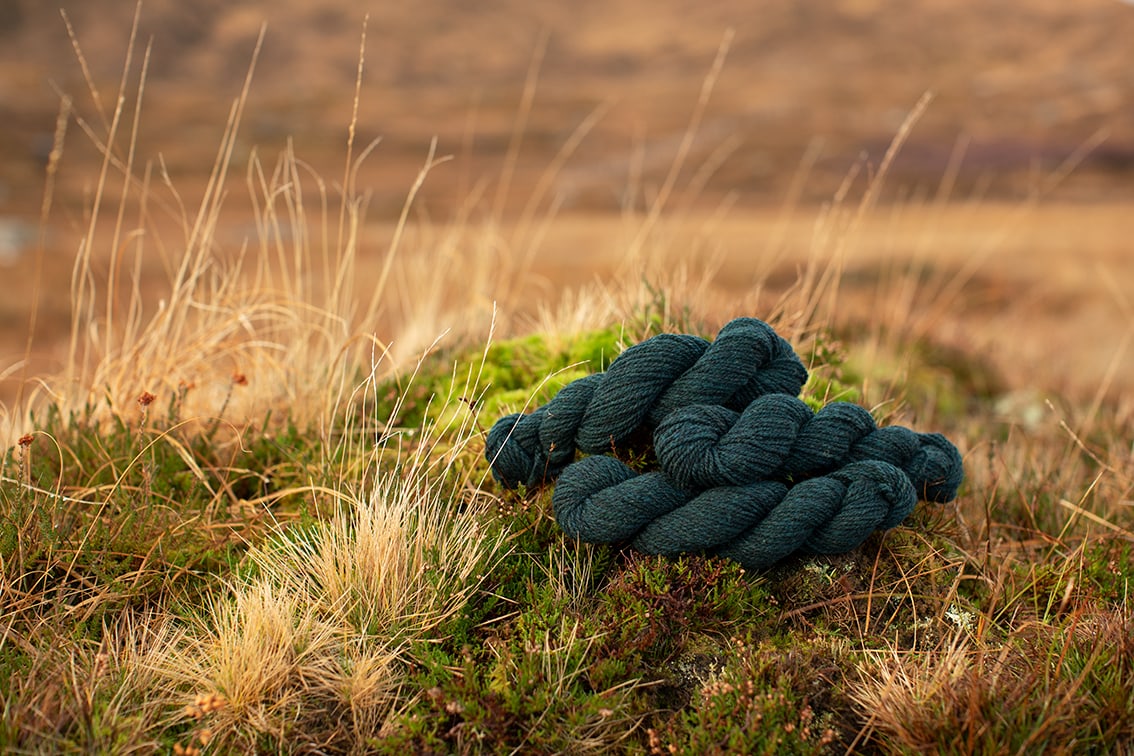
(552, 455, 918, 570)
(484, 318, 808, 489)
(653, 394, 964, 503)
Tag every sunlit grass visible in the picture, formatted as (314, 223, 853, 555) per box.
(137, 395, 506, 752)
(1, 8, 1133, 754)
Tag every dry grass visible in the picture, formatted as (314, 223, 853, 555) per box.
(2, 8, 1133, 755)
(137, 421, 505, 752)
(1, 15, 516, 447)
(0, 18, 514, 752)
(851, 609, 1134, 753)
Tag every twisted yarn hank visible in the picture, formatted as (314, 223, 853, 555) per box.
(485, 318, 808, 489)
(552, 455, 917, 571)
(654, 394, 964, 503)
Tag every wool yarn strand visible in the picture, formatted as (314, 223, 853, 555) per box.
(653, 394, 964, 502)
(552, 455, 917, 570)
(485, 318, 808, 489)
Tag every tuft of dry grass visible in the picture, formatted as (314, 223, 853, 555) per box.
(851, 608, 1134, 753)
(132, 359, 508, 751)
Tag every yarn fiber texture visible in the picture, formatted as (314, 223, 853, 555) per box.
(484, 318, 809, 489)
(484, 316, 964, 570)
(552, 455, 918, 571)
(654, 394, 964, 503)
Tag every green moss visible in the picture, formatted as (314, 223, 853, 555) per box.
(373, 327, 624, 434)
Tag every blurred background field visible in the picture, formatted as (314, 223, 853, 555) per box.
(2, 4, 1134, 751)
(1, 0, 1132, 403)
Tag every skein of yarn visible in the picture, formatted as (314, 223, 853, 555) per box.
(653, 394, 964, 503)
(485, 318, 809, 489)
(485, 317, 965, 568)
(552, 455, 918, 570)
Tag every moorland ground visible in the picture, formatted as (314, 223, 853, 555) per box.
(1, 2, 1132, 753)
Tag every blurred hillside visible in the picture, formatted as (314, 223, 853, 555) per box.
(2, 0, 1134, 405)
(2, 0, 1133, 216)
